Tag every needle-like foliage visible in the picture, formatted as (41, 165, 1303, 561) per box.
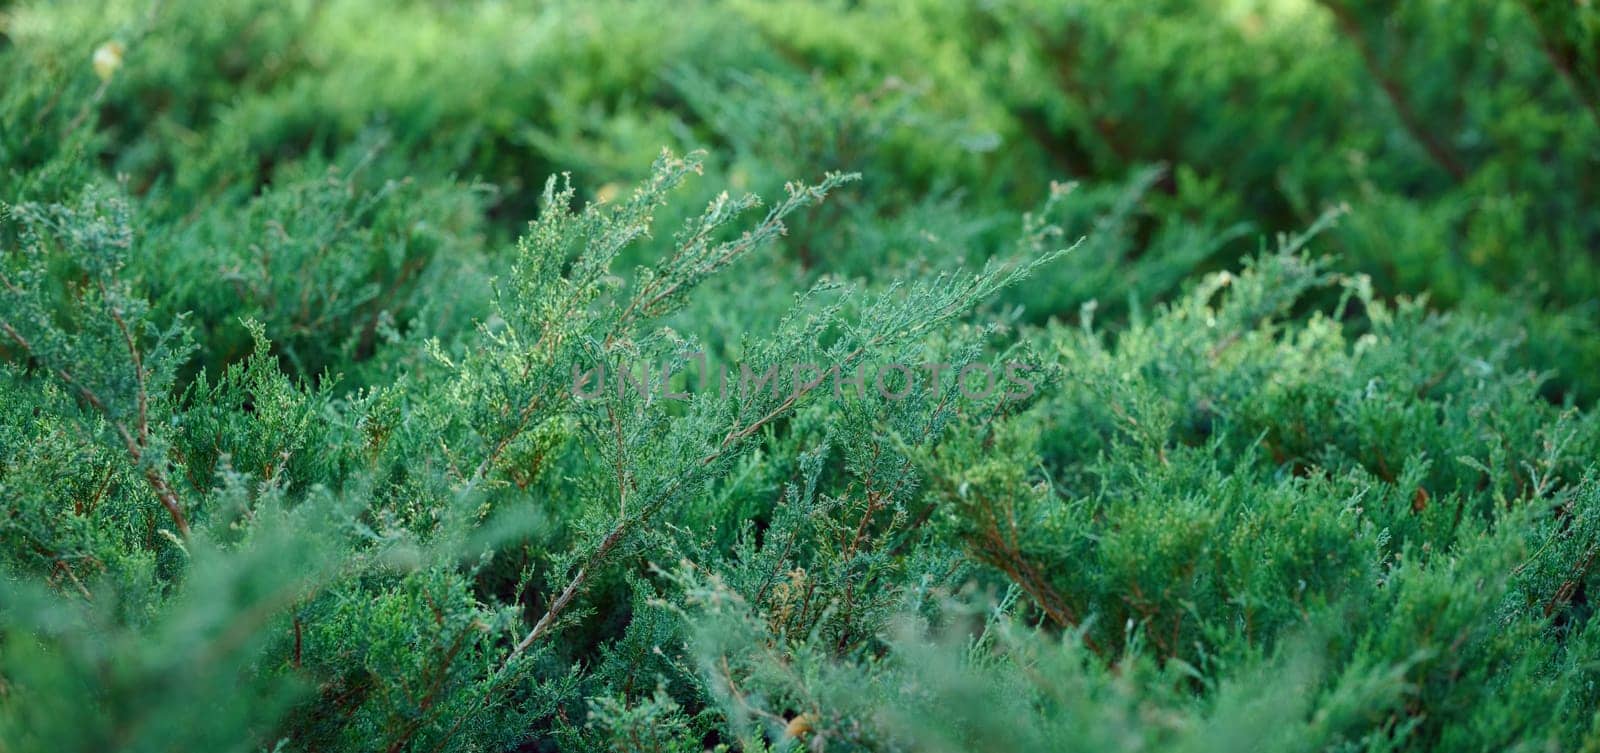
(3, 1, 1600, 751)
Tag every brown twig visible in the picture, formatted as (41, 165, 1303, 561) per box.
(0, 319, 191, 537)
(1320, 0, 1469, 182)
(1517, 1, 1600, 134)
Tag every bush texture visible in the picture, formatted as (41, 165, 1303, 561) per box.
(2, 1, 1599, 751)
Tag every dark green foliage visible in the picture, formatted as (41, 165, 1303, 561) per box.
(3, 1, 1600, 751)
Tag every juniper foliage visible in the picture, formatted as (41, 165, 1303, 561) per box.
(3, 1, 1600, 751)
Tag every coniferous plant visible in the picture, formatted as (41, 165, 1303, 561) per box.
(3, 1, 1600, 751)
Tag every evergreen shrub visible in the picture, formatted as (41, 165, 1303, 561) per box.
(2, 1, 1598, 751)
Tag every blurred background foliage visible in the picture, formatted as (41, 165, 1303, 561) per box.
(4, 0, 1598, 396)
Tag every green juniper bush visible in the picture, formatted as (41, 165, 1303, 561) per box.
(2, 1, 1599, 751)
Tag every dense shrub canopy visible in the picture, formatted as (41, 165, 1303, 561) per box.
(2, 1, 1599, 751)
